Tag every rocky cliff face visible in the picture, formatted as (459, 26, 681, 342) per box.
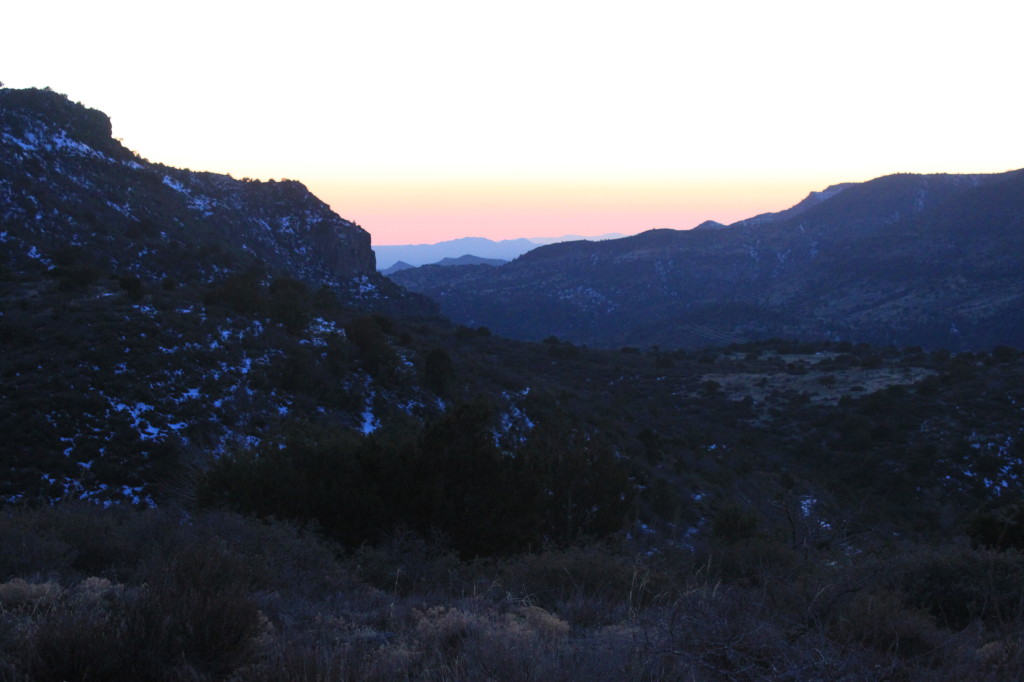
(0, 87, 384, 299)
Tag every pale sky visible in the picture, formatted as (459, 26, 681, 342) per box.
(3, 1, 1022, 244)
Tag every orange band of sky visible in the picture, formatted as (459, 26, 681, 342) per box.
(310, 175, 824, 244)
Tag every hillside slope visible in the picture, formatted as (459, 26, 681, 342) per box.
(392, 171, 1024, 350)
(0, 87, 436, 505)
(0, 87, 429, 310)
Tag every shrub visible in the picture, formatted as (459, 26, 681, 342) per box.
(422, 347, 454, 394)
(711, 504, 758, 543)
(497, 547, 665, 625)
(826, 589, 949, 663)
(968, 500, 1024, 550)
(24, 543, 262, 681)
(346, 315, 399, 379)
(118, 274, 144, 300)
(897, 548, 1024, 630)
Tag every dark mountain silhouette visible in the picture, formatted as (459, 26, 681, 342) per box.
(0, 86, 438, 506)
(0, 87, 427, 314)
(380, 260, 416, 275)
(692, 220, 728, 230)
(373, 233, 625, 269)
(381, 255, 506, 276)
(435, 255, 507, 267)
(392, 171, 1024, 350)
(374, 237, 538, 269)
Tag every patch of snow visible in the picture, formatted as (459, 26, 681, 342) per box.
(106, 200, 134, 218)
(800, 496, 817, 517)
(352, 276, 379, 297)
(51, 130, 110, 160)
(3, 131, 38, 151)
(360, 376, 380, 434)
(162, 175, 187, 193)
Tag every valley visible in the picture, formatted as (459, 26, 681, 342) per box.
(2, 86, 1024, 680)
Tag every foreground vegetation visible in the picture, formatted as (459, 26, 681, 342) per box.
(2, 503, 1023, 681)
(4, 281, 1024, 679)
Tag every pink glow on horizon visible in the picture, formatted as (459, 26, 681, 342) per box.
(309, 178, 816, 245)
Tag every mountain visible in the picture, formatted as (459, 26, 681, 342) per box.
(525, 232, 625, 245)
(0, 87, 437, 505)
(373, 237, 538, 269)
(732, 182, 856, 228)
(373, 233, 625, 270)
(381, 255, 505, 276)
(692, 220, 728, 230)
(0, 87, 430, 314)
(391, 171, 1024, 351)
(380, 260, 415, 275)
(435, 254, 507, 267)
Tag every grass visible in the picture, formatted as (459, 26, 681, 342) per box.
(1, 504, 1022, 681)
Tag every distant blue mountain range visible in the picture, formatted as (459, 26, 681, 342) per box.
(373, 234, 624, 270)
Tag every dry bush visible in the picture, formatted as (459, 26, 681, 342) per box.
(183, 511, 357, 598)
(699, 535, 802, 588)
(413, 605, 485, 665)
(28, 608, 135, 681)
(970, 632, 1024, 680)
(231, 633, 414, 682)
(353, 529, 464, 597)
(894, 547, 1024, 631)
(18, 577, 144, 682)
(496, 547, 668, 626)
(48, 503, 179, 578)
(624, 578, 922, 681)
(641, 584, 796, 680)
(15, 504, 1024, 680)
(0, 513, 75, 579)
(0, 503, 181, 582)
(15, 543, 263, 681)
(513, 604, 571, 638)
(0, 578, 63, 614)
(826, 590, 949, 662)
(408, 603, 614, 682)
(127, 542, 264, 678)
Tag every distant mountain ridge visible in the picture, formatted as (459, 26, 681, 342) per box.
(381, 254, 506, 276)
(392, 170, 1024, 350)
(373, 233, 624, 269)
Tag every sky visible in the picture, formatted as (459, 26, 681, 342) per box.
(3, 1, 1022, 245)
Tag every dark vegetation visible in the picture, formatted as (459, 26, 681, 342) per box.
(3, 85, 1024, 679)
(3, 500, 1024, 679)
(5, 255, 1024, 678)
